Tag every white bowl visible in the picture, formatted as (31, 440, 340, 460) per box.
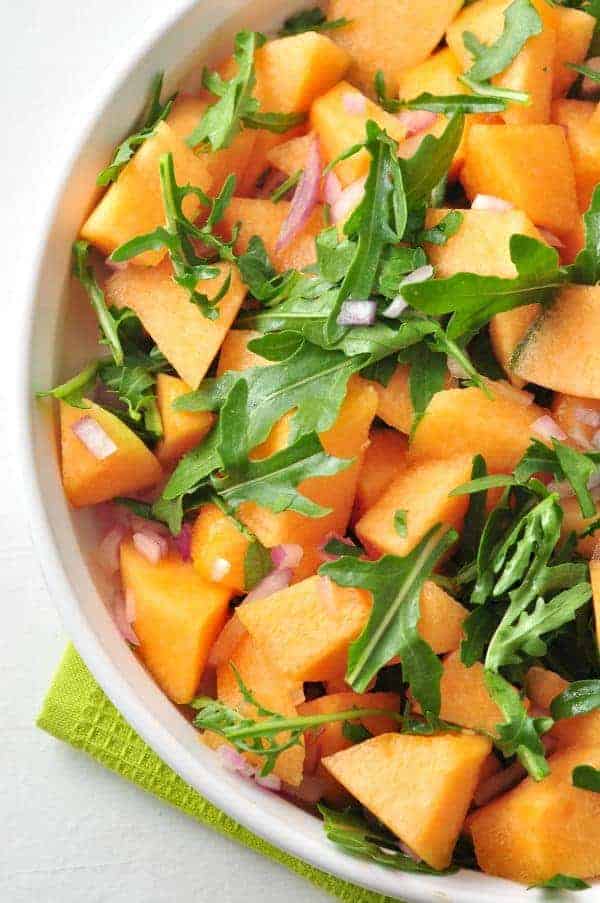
(15, 2, 598, 901)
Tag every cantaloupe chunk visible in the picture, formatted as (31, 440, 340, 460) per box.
(236, 127, 307, 197)
(190, 503, 251, 595)
(323, 731, 492, 869)
(355, 454, 473, 558)
(447, 0, 556, 126)
(398, 47, 464, 99)
(80, 121, 211, 266)
(551, 392, 600, 449)
(327, 0, 464, 97)
(218, 197, 325, 272)
(354, 428, 408, 520)
(254, 32, 350, 114)
(409, 386, 545, 474)
(434, 652, 504, 735)
(364, 363, 454, 435)
(216, 329, 265, 376)
(513, 285, 600, 397)
(418, 584, 468, 656)
(166, 95, 257, 195)
(461, 124, 580, 239)
(236, 574, 371, 683)
(120, 540, 231, 704)
(525, 665, 600, 751)
(310, 81, 407, 186)
(213, 632, 304, 785)
(299, 691, 400, 806)
(60, 400, 162, 507)
(267, 132, 315, 178)
(551, 99, 600, 212)
(105, 261, 246, 389)
(552, 7, 595, 98)
(470, 744, 600, 884)
(154, 373, 214, 466)
(560, 495, 600, 558)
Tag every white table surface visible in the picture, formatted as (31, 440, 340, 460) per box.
(1, 3, 330, 900)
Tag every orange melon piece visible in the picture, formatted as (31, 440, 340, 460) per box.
(551, 99, 600, 212)
(398, 47, 464, 99)
(267, 132, 315, 178)
(310, 81, 407, 186)
(551, 392, 600, 449)
(435, 652, 504, 735)
(470, 744, 600, 884)
(254, 32, 350, 114)
(120, 540, 231, 704)
(327, 0, 464, 98)
(355, 454, 473, 558)
(365, 363, 454, 435)
(236, 574, 372, 683)
(354, 428, 408, 520)
(560, 495, 600, 558)
(236, 127, 307, 197)
(525, 665, 600, 750)
(418, 583, 468, 656)
(166, 95, 256, 193)
(105, 261, 246, 389)
(446, 0, 556, 126)
(513, 285, 600, 397)
(299, 691, 401, 806)
(80, 121, 211, 266)
(461, 124, 580, 240)
(214, 632, 304, 785)
(408, 386, 545, 474)
(154, 373, 214, 466)
(190, 504, 251, 595)
(552, 7, 595, 98)
(60, 400, 162, 507)
(217, 329, 265, 376)
(323, 731, 492, 870)
(219, 197, 325, 272)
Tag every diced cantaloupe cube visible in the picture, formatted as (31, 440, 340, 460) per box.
(418, 584, 468, 656)
(217, 329, 265, 376)
(525, 665, 600, 750)
(81, 122, 211, 266)
(236, 127, 307, 197)
(552, 7, 595, 98)
(354, 428, 408, 521)
(327, 0, 464, 97)
(218, 197, 325, 272)
(560, 495, 600, 558)
(355, 454, 473, 558)
(446, 0, 556, 126)
(397, 47, 464, 99)
(408, 386, 545, 473)
(310, 81, 407, 186)
(299, 691, 400, 805)
(435, 652, 504, 735)
(323, 731, 492, 869)
(254, 32, 350, 114)
(513, 285, 600, 397)
(105, 261, 246, 389)
(191, 503, 251, 595)
(120, 540, 231, 704)
(461, 124, 580, 239)
(60, 400, 162, 507)
(236, 574, 371, 683)
(154, 373, 214, 466)
(212, 632, 304, 785)
(551, 99, 600, 212)
(364, 363, 453, 435)
(266, 132, 315, 178)
(551, 392, 600, 449)
(470, 745, 600, 884)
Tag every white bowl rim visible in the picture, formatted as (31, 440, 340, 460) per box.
(13, 3, 598, 901)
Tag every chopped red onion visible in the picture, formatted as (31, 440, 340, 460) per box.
(132, 530, 168, 565)
(97, 525, 127, 576)
(330, 177, 366, 224)
(323, 170, 342, 206)
(381, 294, 408, 319)
(105, 257, 128, 272)
(172, 521, 192, 561)
(532, 415, 567, 442)
(337, 299, 377, 327)
(382, 265, 434, 319)
(71, 416, 118, 460)
(548, 479, 573, 498)
(575, 407, 600, 428)
(217, 744, 255, 779)
(276, 135, 322, 252)
(113, 590, 140, 646)
(285, 775, 327, 804)
(581, 57, 600, 97)
(210, 556, 232, 582)
(537, 227, 564, 250)
(125, 587, 136, 625)
(593, 430, 600, 451)
(271, 543, 304, 570)
(244, 567, 293, 604)
(342, 91, 367, 115)
(254, 772, 282, 792)
(446, 356, 470, 381)
(397, 109, 437, 137)
(471, 194, 514, 212)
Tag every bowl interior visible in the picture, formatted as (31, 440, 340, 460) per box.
(19, 2, 598, 900)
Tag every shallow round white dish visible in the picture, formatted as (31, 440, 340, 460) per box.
(15, 2, 598, 900)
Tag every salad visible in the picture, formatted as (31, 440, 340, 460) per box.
(41, 0, 600, 890)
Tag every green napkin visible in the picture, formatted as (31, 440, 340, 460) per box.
(38, 645, 397, 903)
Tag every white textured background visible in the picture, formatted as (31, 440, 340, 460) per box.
(1, 2, 329, 900)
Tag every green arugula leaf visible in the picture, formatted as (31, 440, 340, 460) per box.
(320, 526, 458, 713)
(451, 475, 519, 496)
(244, 536, 274, 591)
(97, 72, 176, 185)
(418, 211, 464, 245)
(341, 721, 373, 744)
(375, 69, 507, 114)
(516, 438, 600, 518)
(394, 510, 408, 538)
(568, 61, 600, 84)
(400, 113, 465, 209)
(72, 241, 124, 366)
(98, 344, 168, 442)
(323, 538, 363, 558)
(460, 455, 489, 562)
(463, 0, 543, 82)
(318, 805, 456, 875)
(572, 764, 600, 791)
(237, 235, 303, 304)
(569, 184, 600, 285)
(458, 72, 531, 105)
(278, 7, 351, 36)
(551, 680, 600, 720)
(484, 670, 552, 779)
(397, 340, 447, 434)
(529, 874, 590, 891)
(461, 604, 504, 667)
(37, 361, 98, 409)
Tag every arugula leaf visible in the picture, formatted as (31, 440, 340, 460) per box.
(98, 344, 168, 442)
(187, 31, 304, 150)
(318, 805, 456, 875)
(458, 72, 530, 105)
(402, 234, 563, 340)
(278, 7, 351, 36)
(244, 536, 273, 591)
(323, 538, 363, 558)
(516, 438, 600, 518)
(72, 241, 124, 366)
(463, 0, 542, 82)
(569, 184, 600, 285)
(573, 764, 600, 791)
(460, 455, 489, 562)
(97, 72, 176, 185)
(341, 721, 372, 744)
(529, 874, 590, 891)
(320, 526, 458, 713)
(400, 113, 465, 210)
(551, 680, 600, 720)
(568, 61, 600, 84)
(461, 604, 504, 667)
(484, 670, 552, 779)
(37, 361, 98, 409)
(397, 340, 447, 434)
(375, 69, 507, 114)
(236, 235, 302, 304)
(418, 211, 463, 246)
(394, 510, 408, 538)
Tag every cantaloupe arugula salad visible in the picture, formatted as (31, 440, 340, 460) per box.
(39, 0, 600, 889)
